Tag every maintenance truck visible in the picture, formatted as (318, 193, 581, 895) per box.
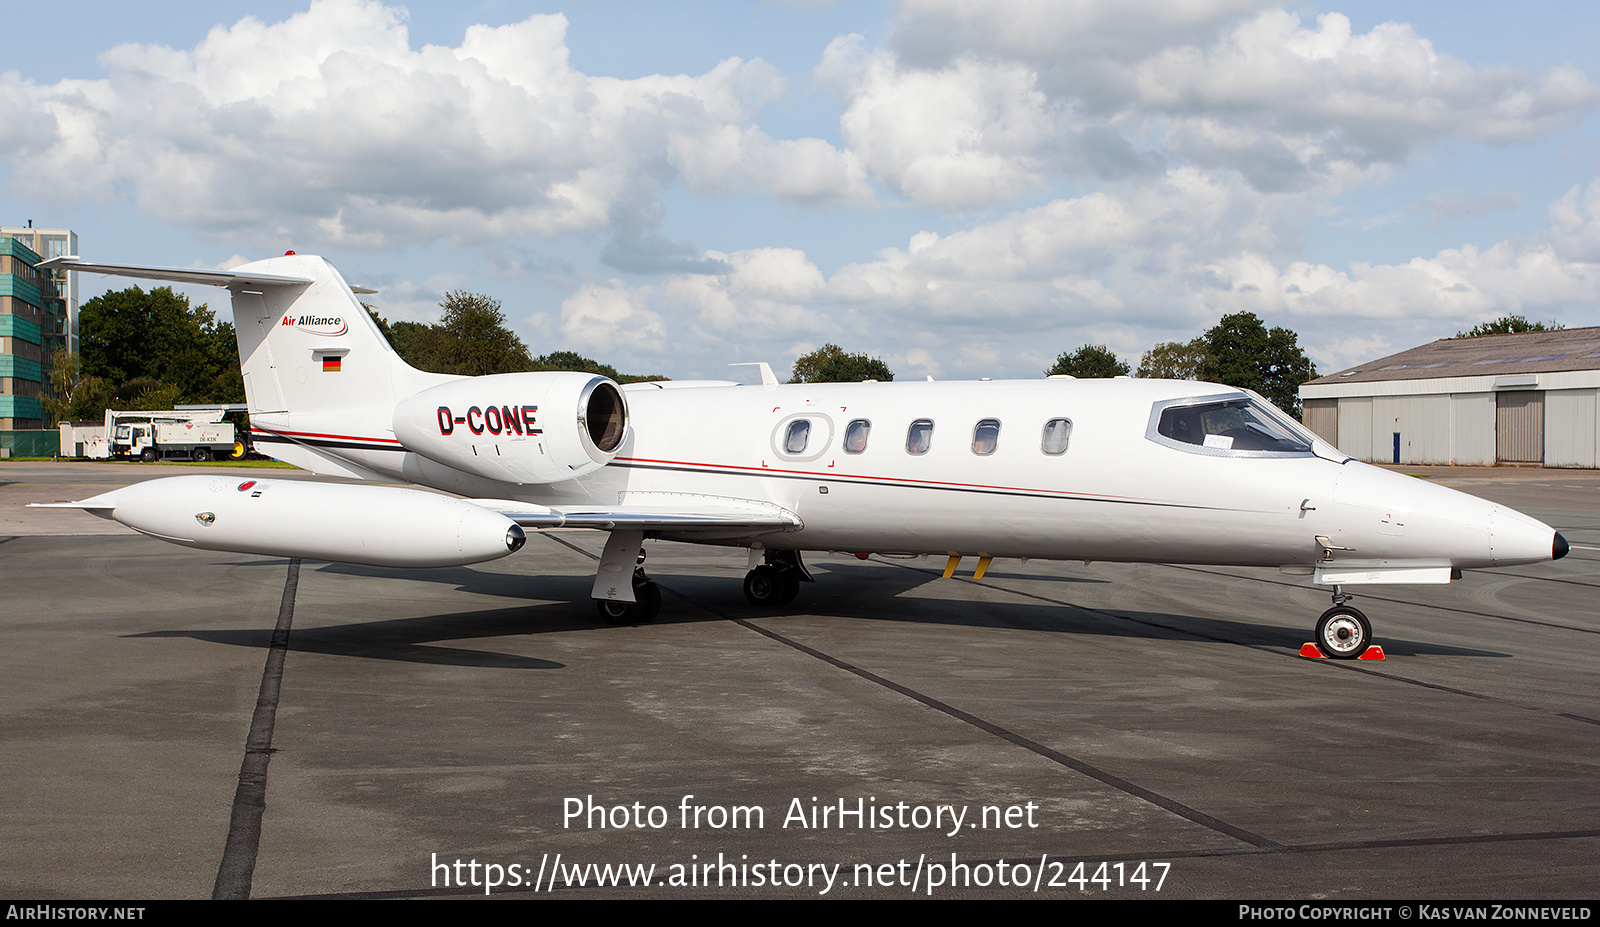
(105, 408, 247, 462)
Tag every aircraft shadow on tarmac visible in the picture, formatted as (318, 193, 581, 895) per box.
(126, 609, 569, 671)
(130, 558, 1509, 665)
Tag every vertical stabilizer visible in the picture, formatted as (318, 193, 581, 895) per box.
(223, 254, 446, 419)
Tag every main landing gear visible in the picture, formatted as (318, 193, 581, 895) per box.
(592, 530, 661, 625)
(743, 549, 810, 607)
(1313, 586, 1373, 659)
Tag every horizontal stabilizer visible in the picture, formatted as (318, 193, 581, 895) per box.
(39, 257, 313, 289)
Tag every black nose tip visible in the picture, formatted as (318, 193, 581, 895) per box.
(1554, 532, 1569, 561)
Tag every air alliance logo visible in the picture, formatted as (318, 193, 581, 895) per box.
(280, 314, 349, 336)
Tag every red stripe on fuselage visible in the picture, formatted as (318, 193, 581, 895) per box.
(614, 455, 1160, 505)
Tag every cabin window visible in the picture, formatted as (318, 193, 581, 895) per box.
(844, 419, 871, 454)
(1149, 396, 1314, 457)
(906, 419, 934, 455)
(972, 419, 1000, 456)
(1041, 418, 1072, 455)
(784, 419, 811, 454)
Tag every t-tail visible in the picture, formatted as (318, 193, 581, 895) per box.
(41, 253, 454, 479)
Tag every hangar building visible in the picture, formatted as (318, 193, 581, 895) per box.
(1298, 327, 1600, 468)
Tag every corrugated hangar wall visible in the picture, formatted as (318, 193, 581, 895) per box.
(1547, 389, 1598, 468)
(1303, 388, 1600, 467)
(1299, 328, 1600, 468)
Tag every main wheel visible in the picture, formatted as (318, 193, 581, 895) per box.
(1315, 606, 1372, 659)
(634, 578, 662, 623)
(594, 577, 661, 625)
(744, 565, 785, 606)
(193, 447, 212, 462)
(778, 569, 801, 605)
(596, 599, 639, 625)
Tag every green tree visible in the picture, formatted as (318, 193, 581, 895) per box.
(1135, 338, 1209, 379)
(1197, 312, 1317, 415)
(1047, 344, 1130, 378)
(382, 292, 532, 376)
(78, 285, 242, 404)
(1456, 315, 1564, 338)
(435, 291, 533, 376)
(788, 344, 894, 383)
(374, 300, 666, 382)
(529, 351, 668, 384)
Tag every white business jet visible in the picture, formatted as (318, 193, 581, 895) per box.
(38, 253, 1569, 659)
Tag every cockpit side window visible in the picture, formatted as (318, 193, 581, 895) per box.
(1149, 396, 1313, 456)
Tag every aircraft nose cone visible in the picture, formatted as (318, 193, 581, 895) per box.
(1554, 532, 1570, 561)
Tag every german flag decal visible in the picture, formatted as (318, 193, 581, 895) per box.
(321, 354, 342, 372)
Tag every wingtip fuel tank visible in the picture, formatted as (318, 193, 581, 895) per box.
(59, 475, 525, 568)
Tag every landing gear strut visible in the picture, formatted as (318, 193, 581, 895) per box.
(1314, 586, 1372, 659)
(743, 549, 809, 607)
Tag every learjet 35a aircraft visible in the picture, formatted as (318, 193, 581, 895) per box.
(38, 253, 1570, 659)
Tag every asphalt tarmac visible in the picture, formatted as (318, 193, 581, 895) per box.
(2, 461, 1597, 899)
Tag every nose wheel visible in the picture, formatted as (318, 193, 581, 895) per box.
(1315, 605, 1372, 659)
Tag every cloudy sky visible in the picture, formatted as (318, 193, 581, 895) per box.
(3, 0, 1598, 381)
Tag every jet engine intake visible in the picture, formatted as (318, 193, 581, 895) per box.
(393, 372, 629, 485)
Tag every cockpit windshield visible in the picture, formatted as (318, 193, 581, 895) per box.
(1149, 396, 1313, 456)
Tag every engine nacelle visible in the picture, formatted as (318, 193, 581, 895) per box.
(78, 475, 526, 568)
(392, 372, 629, 485)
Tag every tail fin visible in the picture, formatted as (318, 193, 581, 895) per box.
(223, 253, 444, 418)
(41, 254, 453, 479)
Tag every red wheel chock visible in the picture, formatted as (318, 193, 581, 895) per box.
(1299, 643, 1386, 660)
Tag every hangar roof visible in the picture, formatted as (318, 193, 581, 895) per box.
(1307, 326, 1600, 386)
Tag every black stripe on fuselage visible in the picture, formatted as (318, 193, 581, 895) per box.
(252, 432, 406, 453)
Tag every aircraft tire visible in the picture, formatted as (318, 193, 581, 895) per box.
(744, 565, 784, 607)
(1315, 606, 1371, 659)
(778, 570, 801, 605)
(596, 598, 639, 625)
(635, 579, 662, 623)
(594, 578, 661, 625)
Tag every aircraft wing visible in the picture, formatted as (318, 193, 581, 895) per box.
(464, 497, 800, 532)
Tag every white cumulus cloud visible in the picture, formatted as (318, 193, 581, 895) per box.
(5, 0, 872, 249)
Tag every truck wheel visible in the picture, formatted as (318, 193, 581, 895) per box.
(140, 447, 157, 463)
(193, 447, 212, 462)
(230, 441, 246, 460)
